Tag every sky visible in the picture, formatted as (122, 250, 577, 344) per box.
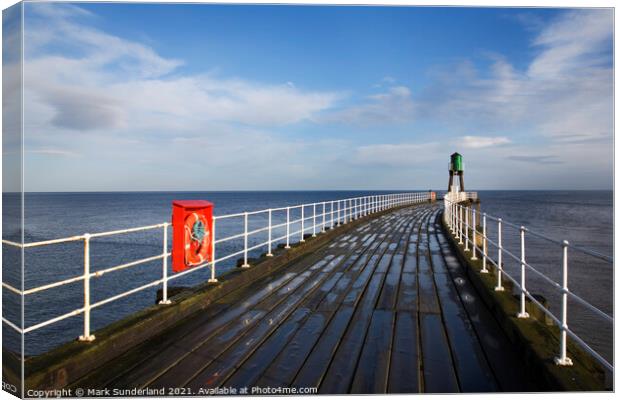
(4, 3, 614, 191)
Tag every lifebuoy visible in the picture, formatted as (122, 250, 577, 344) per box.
(184, 212, 211, 266)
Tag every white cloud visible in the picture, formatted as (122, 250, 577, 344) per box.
(25, 149, 80, 157)
(415, 9, 612, 145)
(17, 3, 349, 191)
(352, 142, 441, 167)
(22, 3, 342, 138)
(324, 85, 415, 125)
(461, 136, 510, 149)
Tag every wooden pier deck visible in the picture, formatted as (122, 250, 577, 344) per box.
(71, 203, 536, 393)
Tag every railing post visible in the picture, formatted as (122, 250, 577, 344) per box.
(471, 209, 478, 260)
(330, 201, 334, 228)
(495, 218, 504, 291)
(285, 207, 291, 249)
(464, 207, 470, 251)
(312, 203, 317, 237)
(349, 198, 352, 220)
(454, 203, 459, 237)
(267, 209, 273, 257)
(322, 202, 326, 232)
(79, 233, 95, 342)
(241, 212, 250, 268)
(209, 220, 218, 283)
(458, 206, 463, 244)
(452, 203, 456, 233)
(337, 200, 341, 226)
(351, 199, 354, 220)
(481, 213, 488, 273)
(555, 240, 573, 366)
(300, 206, 306, 242)
(159, 223, 171, 305)
(517, 226, 529, 318)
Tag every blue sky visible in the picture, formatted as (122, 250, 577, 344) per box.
(11, 3, 613, 190)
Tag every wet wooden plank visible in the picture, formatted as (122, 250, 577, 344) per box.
(148, 309, 266, 388)
(178, 262, 337, 388)
(440, 311, 497, 392)
(318, 271, 386, 393)
(395, 272, 417, 311)
(317, 273, 354, 311)
(376, 252, 403, 310)
(428, 233, 496, 392)
(258, 312, 331, 386)
(402, 253, 417, 274)
(257, 271, 313, 310)
(420, 313, 459, 393)
(108, 270, 304, 389)
(418, 250, 432, 274)
(187, 307, 310, 390)
(388, 311, 419, 393)
(303, 272, 343, 310)
(350, 310, 395, 394)
(375, 252, 392, 273)
(292, 306, 355, 388)
(433, 220, 533, 392)
(418, 272, 441, 314)
(223, 308, 310, 388)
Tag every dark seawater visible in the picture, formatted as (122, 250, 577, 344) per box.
(474, 190, 613, 366)
(1, 190, 613, 363)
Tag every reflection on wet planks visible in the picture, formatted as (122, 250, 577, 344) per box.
(74, 203, 534, 393)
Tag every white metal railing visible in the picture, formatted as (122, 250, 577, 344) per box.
(1, 192, 431, 343)
(443, 197, 613, 373)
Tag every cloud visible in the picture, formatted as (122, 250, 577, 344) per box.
(25, 149, 81, 157)
(324, 85, 415, 126)
(529, 10, 612, 78)
(351, 142, 441, 167)
(507, 155, 563, 165)
(22, 3, 342, 137)
(461, 136, 510, 149)
(415, 9, 612, 144)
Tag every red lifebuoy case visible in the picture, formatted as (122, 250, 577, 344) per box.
(171, 200, 214, 273)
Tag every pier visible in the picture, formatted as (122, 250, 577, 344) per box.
(2, 187, 612, 394)
(61, 203, 533, 393)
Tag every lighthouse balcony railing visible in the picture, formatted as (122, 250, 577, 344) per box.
(1, 192, 431, 344)
(443, 198, 613, 373)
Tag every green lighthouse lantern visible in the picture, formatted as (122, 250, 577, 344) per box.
(450, 152, 463, 172)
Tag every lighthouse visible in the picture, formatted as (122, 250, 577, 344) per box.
(448, 152, 465, 193)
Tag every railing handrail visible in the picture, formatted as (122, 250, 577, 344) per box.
(443, 196, 613, 373)
(1, 191, 431, 346)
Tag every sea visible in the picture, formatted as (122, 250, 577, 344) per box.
(1, 190, 613, 365)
